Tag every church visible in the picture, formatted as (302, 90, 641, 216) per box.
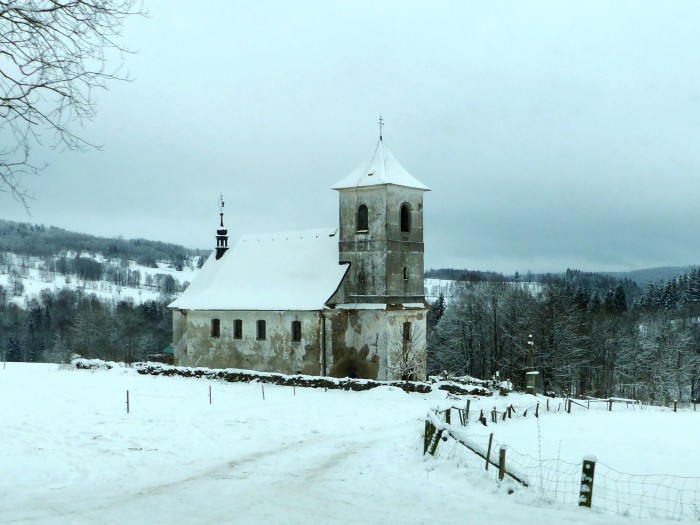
(169, 133, 430, 380)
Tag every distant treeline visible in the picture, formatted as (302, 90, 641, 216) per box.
(425, 268, 510, 282)
(426, 267, 642, 306)
(0, 219, 208, 264)
(637, 268, 700, 311)
(426, 269, 700, 404)
(0, 288, 172, 364)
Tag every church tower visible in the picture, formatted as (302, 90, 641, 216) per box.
(331, 133, 429, 306)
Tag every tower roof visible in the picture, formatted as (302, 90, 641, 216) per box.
(331, 140, 430, 191)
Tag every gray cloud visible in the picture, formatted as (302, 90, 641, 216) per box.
(4, 0, 700, 274)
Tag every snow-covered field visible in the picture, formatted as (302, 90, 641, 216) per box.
(0, 252, 197, 305)
(2, 363, 696, 525)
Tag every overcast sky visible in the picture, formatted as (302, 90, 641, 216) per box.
(4, 0, 700, 274)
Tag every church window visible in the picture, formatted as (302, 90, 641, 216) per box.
(211, 318, 220, 338)
(403, 267, 408, 280)
(256, 320, 266, 340)
(400, 203, 411, 233)
(403, 321, 411, 345)
(357, 204, 369, 232)
(234, 319, 242, 339)
(291, 320, 302, 342)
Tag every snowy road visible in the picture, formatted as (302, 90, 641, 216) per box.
(1, 364, 682, 525)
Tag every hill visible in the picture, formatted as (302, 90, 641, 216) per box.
(0, 219, 208, 266)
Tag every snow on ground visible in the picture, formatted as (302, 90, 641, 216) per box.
(0, 252, 198, 305)
(1, 364, 694, 525)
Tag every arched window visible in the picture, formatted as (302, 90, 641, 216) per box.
(357, 204, 369, 232)
(400, 203, 411, 233)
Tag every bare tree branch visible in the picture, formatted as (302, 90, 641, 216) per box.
(0, 0, 145, 208)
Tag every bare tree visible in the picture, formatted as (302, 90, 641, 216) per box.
(1, 0, 144, 206)
(388, 320, 426, 382)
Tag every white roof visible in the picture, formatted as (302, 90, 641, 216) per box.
(332, 140, 430, 191)
(169, 228, 349, 311)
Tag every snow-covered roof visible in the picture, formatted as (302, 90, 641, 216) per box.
(169, 229, 348, 311)
(331, 140, 430, 191)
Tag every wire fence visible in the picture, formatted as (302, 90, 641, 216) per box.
(425, 407, 700, 521)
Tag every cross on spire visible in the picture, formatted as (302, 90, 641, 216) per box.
(218, 194, 225, 227)
(378, 115, 384, 141)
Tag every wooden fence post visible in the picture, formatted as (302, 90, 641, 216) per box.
(209, 385, 212, 405)
(535, 402, 539, 418)
(546, 398, 549, 411)
(498, 446, 507, 481)
(423, 420, 434, 455)
(673, 400, 677, 412)
(466, 399, 471, 420)
(126, 390, 130, 414)
(579, 456, 597, 508)
(445, 408, 451, 424)
(608, 399, 612, 411)
(485, 433, 494, 470)
(567, 399, 572, 414)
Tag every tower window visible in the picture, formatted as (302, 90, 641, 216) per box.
(291, 320, 302, 342)
(256, 320, 266, 340)
(403, 267, 408, 280)
(211, 318, 220, 338)
(403, 321, 411, 345)
(357, 204, 369, 232)
(400, 203, 411, 233)
(233, 319, 242, 339)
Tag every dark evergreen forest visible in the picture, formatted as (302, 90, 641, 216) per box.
(0, 220, 207, 364)
(427, 268, 700, 404)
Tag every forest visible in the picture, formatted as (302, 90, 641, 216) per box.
(0, 220, 202, 364)
(427, 268, 700, 404)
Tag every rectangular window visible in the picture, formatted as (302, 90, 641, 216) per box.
(256, 320, 266, 340)
(402, 321, 411, 345)
(403, 267, 408, 280)
(211, 318, 220, 338)
(291, 320, 302, 342)
(234, 319, 242, 339)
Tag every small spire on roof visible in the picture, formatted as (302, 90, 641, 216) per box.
(378, 115, 384, 141)
(215, 194, 229, 260)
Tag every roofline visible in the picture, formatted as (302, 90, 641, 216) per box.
(332, 183, 430, 192)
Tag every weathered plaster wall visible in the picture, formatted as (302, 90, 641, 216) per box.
(326, 308, 427, 380)
(174, 310, 322, 375)
(337, 185, 425, 304)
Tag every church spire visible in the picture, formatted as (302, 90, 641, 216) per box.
(378, 115, 384, 141)
(215, 194, 229, 260)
